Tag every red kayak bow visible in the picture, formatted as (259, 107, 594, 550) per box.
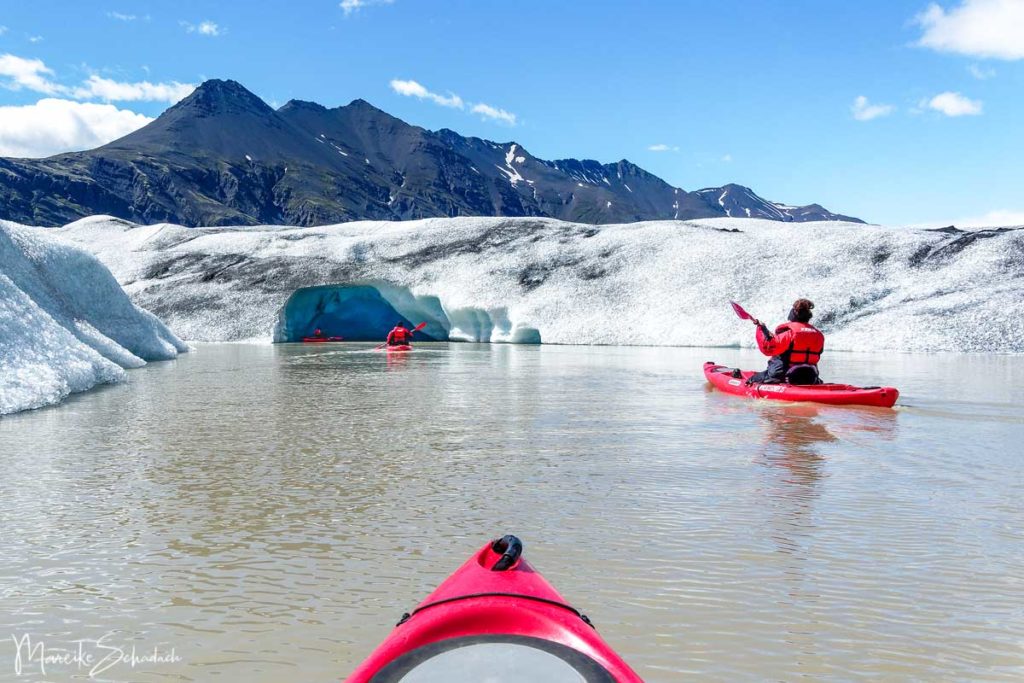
(345, 535, 642, 682)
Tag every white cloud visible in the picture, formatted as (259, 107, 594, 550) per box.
(721, 153, 733, 162)
(924, 91, 983, 116)
(0, 53, 62, 94)
(851, 95, 894, 121)
(471, 103, 516, 125)
(27, 35, 43, 44)
(967, 63, 996, 79)
(389, 79, 428, 98)
(389, 78, 517, 125)
(925, 208, 1024, 229)
(967, 210, 1024, 226)
(647, 144, 679, 152)
(915, 0, 1024, 60)
(341, 0, 395, 16)
(1, 53, 195, 103)
(389, 79, 464, 108)
(108, 11, 136, 21)
(182, 20, 221, 36)
(72, 75, 194, 103)
(0, 98, 152, 157)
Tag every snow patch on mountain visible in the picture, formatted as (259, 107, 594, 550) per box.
(497, 144, 526, 186)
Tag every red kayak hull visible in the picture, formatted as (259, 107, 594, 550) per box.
(704, 362, 898, 408)
(345, 538, 642, 682)
(302, 337, 344, 343)
(384, 344, 412, 352)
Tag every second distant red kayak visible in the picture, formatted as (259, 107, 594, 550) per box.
(302, 336, 344, 343)
(704, 361, 899, 408)
(345, 535, 642, 682)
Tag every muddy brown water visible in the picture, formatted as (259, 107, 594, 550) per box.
(1, 343, 1021, 681)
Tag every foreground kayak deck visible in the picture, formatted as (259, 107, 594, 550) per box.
(345, 535, 642, 682)
(382, 344, 413, 352)
(704, 362, 899, 408)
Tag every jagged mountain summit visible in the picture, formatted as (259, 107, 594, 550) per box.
(0, 79, 863, 227)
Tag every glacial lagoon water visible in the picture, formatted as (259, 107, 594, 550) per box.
(1, 343, 1021, 682)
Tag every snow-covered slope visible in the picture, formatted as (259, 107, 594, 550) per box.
(52, 215, 1024, 353)
(0, 221, 187, 415)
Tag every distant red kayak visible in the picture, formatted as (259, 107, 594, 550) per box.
(302, 336, 344, 343)
(345, 535, 642, 682)
(704, 362, 898, 408)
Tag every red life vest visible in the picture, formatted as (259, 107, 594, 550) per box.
(777, 322, 824, 366)
(389, 327, 411, 343)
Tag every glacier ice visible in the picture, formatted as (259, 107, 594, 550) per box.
(44, 214, 1024, 353)
(0, 221, 187, 415)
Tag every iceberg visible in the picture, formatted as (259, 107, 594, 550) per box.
(46, 215, 1024, 353)
(0, 221, 187, 415)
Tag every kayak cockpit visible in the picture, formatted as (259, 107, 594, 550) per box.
(368, 635, 615, 682)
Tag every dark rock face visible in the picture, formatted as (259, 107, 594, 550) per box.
(0, 79, 864, 227)
(692, 185, 862, 223)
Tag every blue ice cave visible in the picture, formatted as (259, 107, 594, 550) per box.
(272, 282, 541, 344)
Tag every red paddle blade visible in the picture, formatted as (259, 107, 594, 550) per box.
(413, 322, 427, 332)
(730, 301, 753, 321)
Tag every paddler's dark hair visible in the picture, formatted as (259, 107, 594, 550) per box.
(791, 298, 814, 323)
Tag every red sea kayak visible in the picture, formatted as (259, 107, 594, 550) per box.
(384, 344, 412, 352)
(345, 535, 642, 682)
(704, 362, 898, 408)
(302, 336, 344, 343)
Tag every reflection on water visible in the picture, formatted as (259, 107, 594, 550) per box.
(757, 405, 833, 559)
(0, 343, 1021, 682)
(760, 404, 834, 481)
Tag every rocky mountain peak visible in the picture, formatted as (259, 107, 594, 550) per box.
(171, 79, 275, 118)
(278, 99, 328, 114)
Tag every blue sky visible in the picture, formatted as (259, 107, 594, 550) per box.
(0, 0, 1021, 226)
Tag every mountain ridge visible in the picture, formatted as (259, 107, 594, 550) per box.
(0, 79, 864, 227)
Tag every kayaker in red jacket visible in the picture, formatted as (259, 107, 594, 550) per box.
(386, 322, 414, 346)
(748, 298, 825, 385)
